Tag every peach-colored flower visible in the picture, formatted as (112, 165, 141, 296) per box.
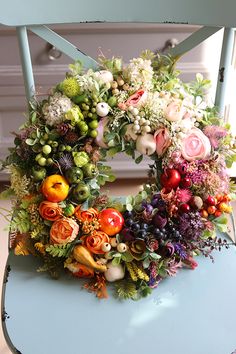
(74, 206, 99, 222)
(164, 99, 186, 122)
(39, 201, 62, 221)
(154, 128, 171, 156)
(181, 127, 211, 161)
(50, 218, 79, 244)
(118, 89, 147, 110)
(82, 231, 110, 254)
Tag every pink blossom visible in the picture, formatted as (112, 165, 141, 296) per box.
(118, 89, 147, 110)
(181, 127, 211, 161)
(95, 117, 108, 148)
(154, 128, 171, 156)
(203, 125, 227, 149)
(164, 99, 186, 122)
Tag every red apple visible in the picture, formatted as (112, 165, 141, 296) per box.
(98, 208, 124, 236)
(160, 169, 181, 190)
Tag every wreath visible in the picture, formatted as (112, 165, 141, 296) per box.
(1, 51, 236, 300)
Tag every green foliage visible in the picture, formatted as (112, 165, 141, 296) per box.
(125, 190, 148, 211)
(114, 280, 138, 300)
(0, 188, 15, 200)
(10, 209, 31, 233)
(97, 164, 116, 186)
(46, 244, 73, 258)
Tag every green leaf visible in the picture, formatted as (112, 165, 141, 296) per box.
(121, 251, 133, 262)
(30, 112, 37, 123)
(150, 252, 161, 260)
(135, 155, 143, 164)
(112, 257, 121, 266)
(25, 138, 37, 146)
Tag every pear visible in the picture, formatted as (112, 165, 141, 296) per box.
(73, 245, 107, 272)
(136, 133, 156, 155)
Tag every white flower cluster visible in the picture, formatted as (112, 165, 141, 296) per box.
(42, 92, 72, 126)
(76, 69, 100, 93)
(125, 58, 154, 91)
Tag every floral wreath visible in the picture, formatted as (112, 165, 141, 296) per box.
(1, 51, 236, 300)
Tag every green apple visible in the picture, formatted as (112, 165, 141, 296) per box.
(72, 182, 90, 202)
(32, 166, 47, 181)
(65, 167, 84, 184)
(63, 204, 75, 217)
(82, 163, 98, 178)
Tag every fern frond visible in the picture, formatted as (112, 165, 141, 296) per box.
(46, 243, 73, 258)
(10, 209, 31, 233)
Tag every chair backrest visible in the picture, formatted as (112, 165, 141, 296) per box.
(0, 0, 236, 115)
(0, 0, 236, 27)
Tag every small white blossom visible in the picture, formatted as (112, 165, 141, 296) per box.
(42, 92, 72, 126)
(125, 58, 154, 91)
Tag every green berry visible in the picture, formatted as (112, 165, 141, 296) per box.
(51, 141, 58, 148)
(38, 157, 47, 166)
(63, 204, 75, 217)
(87, 112, 93, 118)
(88, 120, 98, 129)
(65, 145, 72, 152)
(89, 129, 98, 138)
(108, 96, 117, 107)
(35, 153, 42, 162)
(91, 108, 96, 113)
(42, 145, 52, 155)
(46, 158, 53, 166)
(59, 144, 66, 152)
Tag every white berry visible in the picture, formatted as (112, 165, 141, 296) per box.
(142, 125, 151, 133)
(117, 243, 128, 253)
(96, 102, 110, 117)
(101, 242, 111, 252)
(132, 108, 139, 116)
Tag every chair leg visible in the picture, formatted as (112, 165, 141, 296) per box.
(16, 26, 35, 103)
(215, 28, 235, 118)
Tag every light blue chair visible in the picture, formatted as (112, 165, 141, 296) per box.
(1, 1, 236, 353)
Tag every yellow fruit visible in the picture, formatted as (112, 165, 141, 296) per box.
(41, 174, 69, 202)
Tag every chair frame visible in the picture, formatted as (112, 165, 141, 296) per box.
(1, 0, 236, 117)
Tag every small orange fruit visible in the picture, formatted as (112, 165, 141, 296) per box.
(214, 210, 222, 218)
(41, 174, 69, 202)
(207, 206, 217, 215)
(218, 202, 229, 213)
(200, 210, 208, 218)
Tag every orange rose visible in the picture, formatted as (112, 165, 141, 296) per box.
(39, 201, 62, 221)
(65, 261, 94, 278)
(74, 206, 99, 222)
(82, 231, 109, 254)
(50, 218, 79, 244)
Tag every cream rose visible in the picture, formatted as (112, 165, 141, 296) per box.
(165, 99, 186, 122)
(181, 127, 211, 161)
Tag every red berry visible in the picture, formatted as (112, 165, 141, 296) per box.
(180, 177, 192, 188)
(214, 210, 222, 218)
(205, 196, 216, 206)
(180, 203, 191, 213)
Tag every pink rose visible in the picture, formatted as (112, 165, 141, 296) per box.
(165, 99, 186, 122)
(181, 127, 211, 161)
(154, 128, 171, 156)
(118, 89, 147, 110)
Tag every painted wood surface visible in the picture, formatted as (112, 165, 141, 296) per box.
(0, 0, 236, 27)
(2, 245, 236, 354)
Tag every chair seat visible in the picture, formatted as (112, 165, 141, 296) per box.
(2, 244, 236, 354)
